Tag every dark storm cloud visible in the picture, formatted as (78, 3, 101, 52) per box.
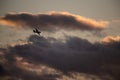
(0, 35, 120, 80)
(9, 35, 120, 75)
(0, 64, 5, 76)
(0, 12, 109, 31)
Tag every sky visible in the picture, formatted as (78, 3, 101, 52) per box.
(0, 0, 120, 80)
(0, 0, 120, 45)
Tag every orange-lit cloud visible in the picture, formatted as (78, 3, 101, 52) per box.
(102, 36, 120, 43)
(0, 19, 17, 26)
(0, 12, 109, 31)
(0, 17, 19, 27)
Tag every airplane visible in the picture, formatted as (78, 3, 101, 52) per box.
(33, 28, 41, 35)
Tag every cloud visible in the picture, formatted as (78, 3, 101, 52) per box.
(0, 12, 109, 32)
(0, 17, 18, 27)
(102, 35, 120, 43)
(0, 35, 118, 79)
(0, 35, 120, 80)
(0, 64, 6, 76)
(102, 36, 120, 50)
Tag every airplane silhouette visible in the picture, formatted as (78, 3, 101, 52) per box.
(33, 28, 41, 35)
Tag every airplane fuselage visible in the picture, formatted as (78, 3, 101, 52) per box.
(33, 28, 41, 35)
